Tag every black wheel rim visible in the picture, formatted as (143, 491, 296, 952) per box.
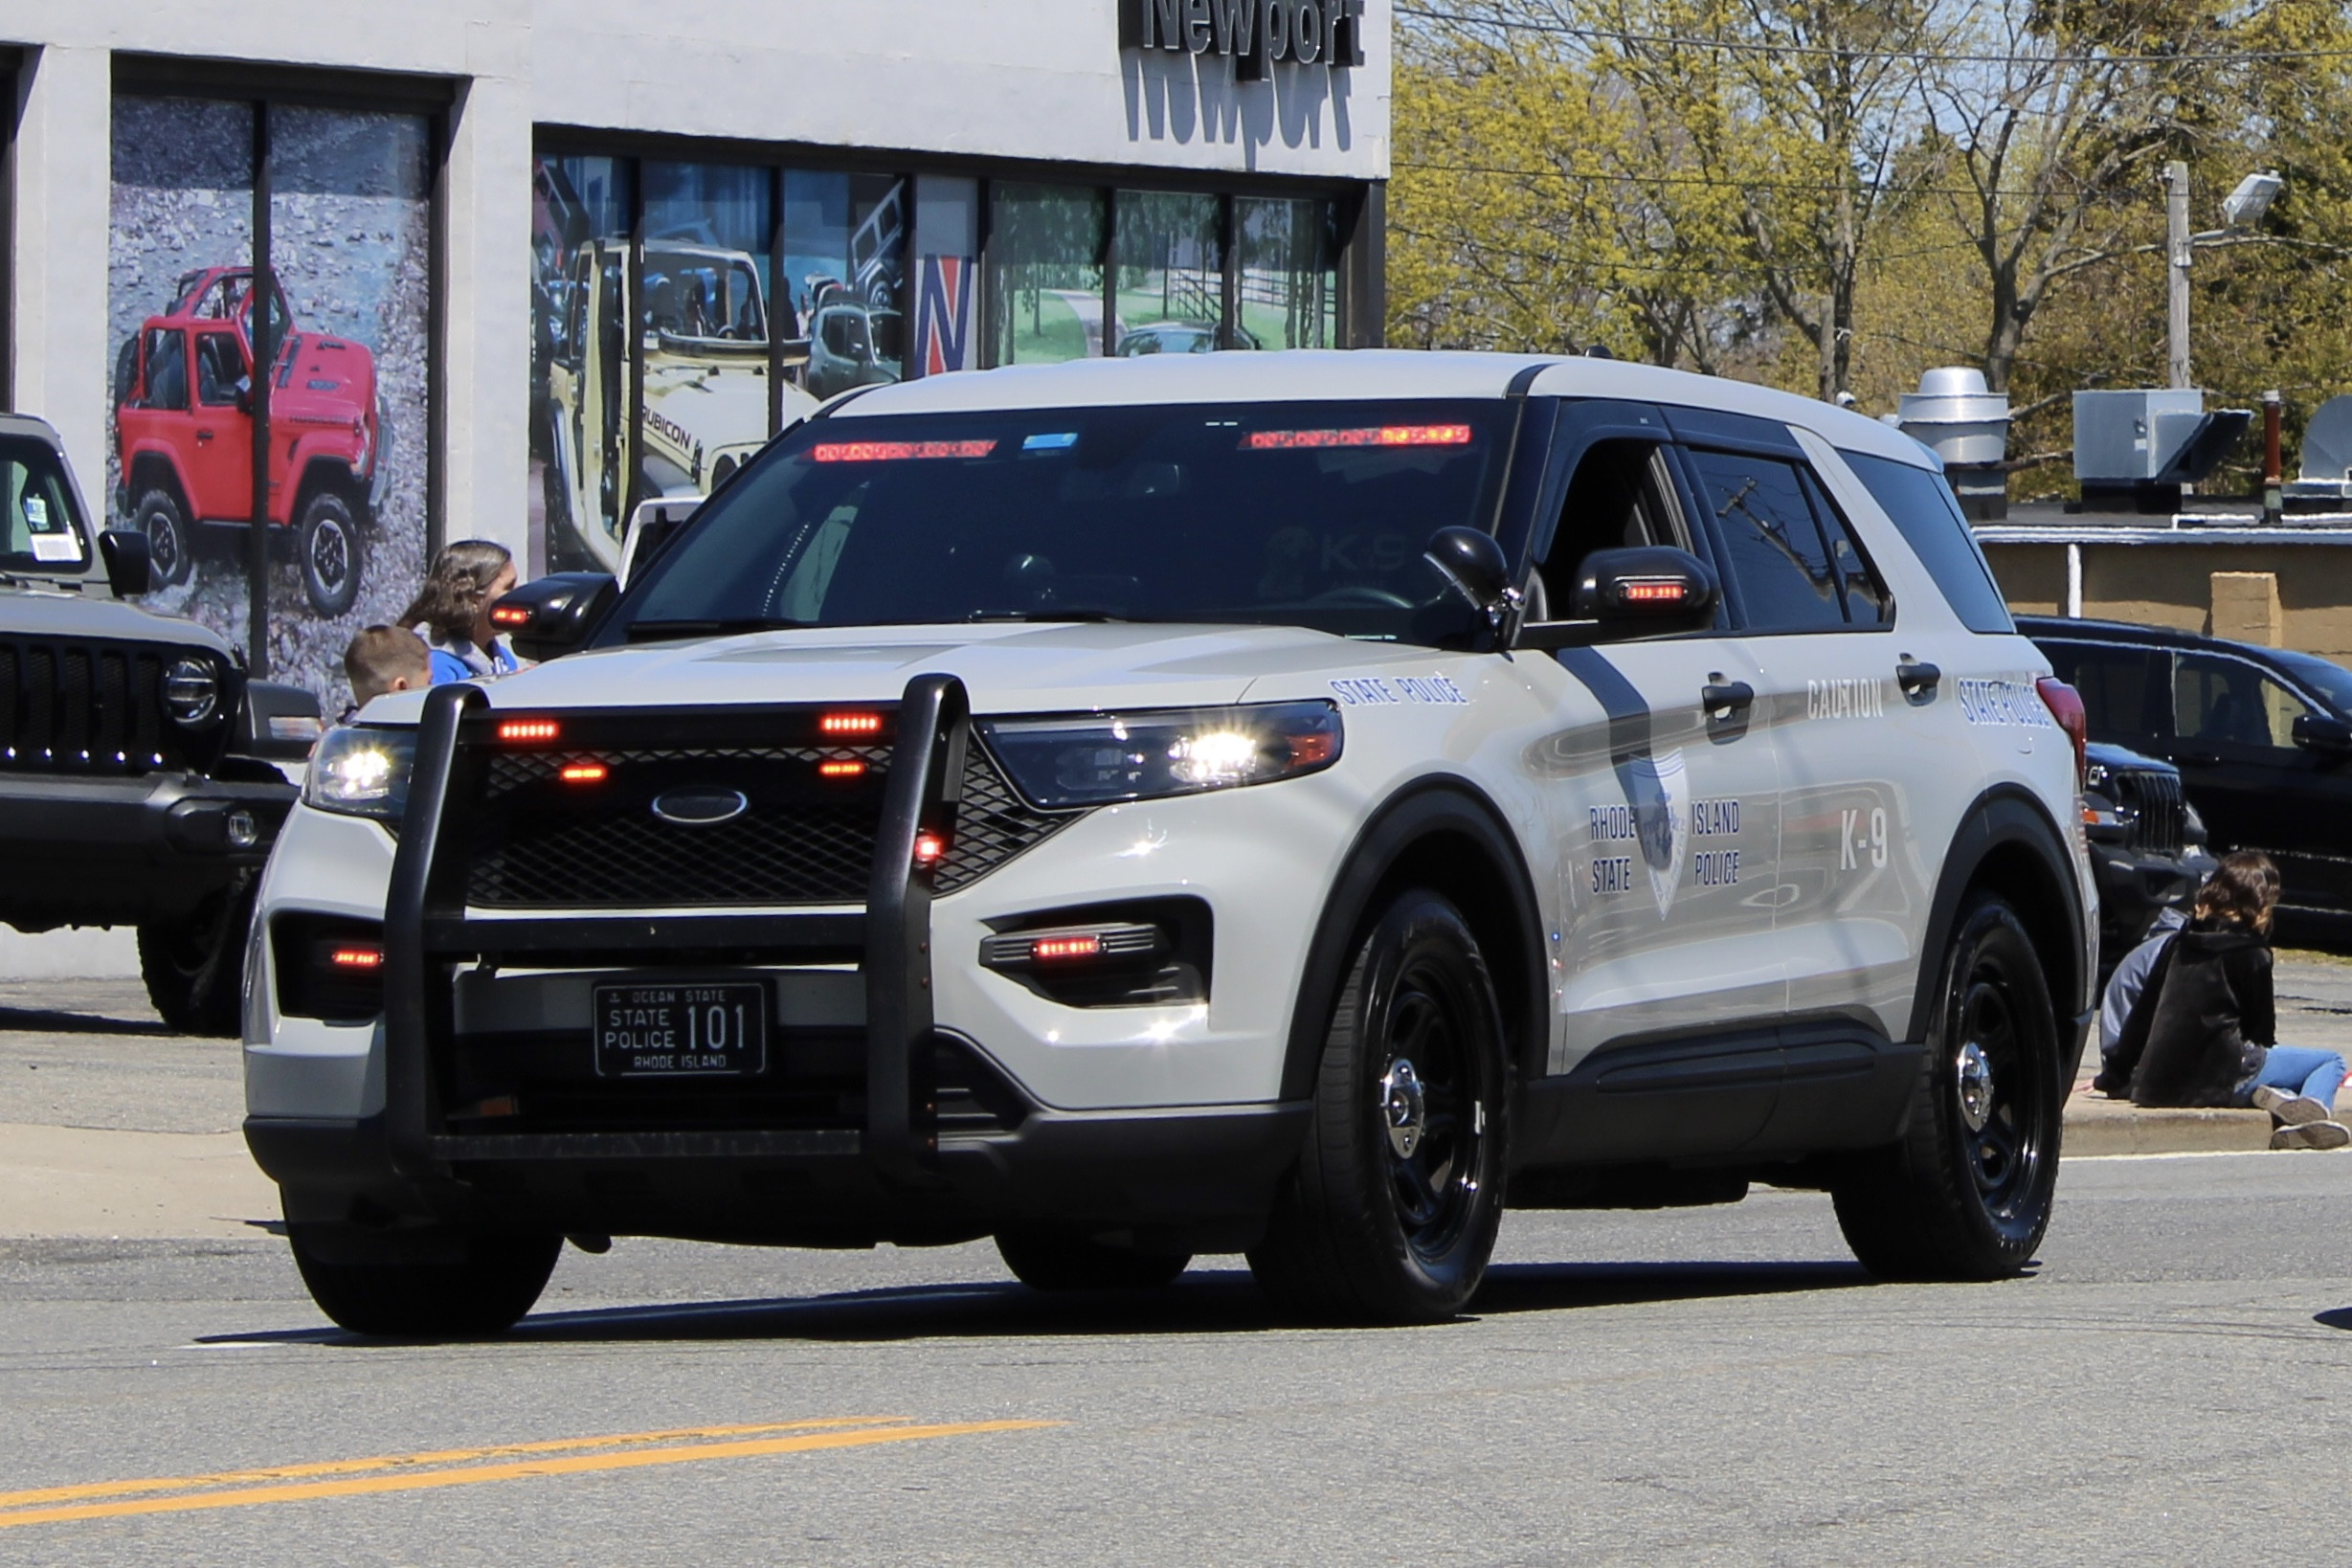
(310, 516, 349, 592)
(1954, 960, 2046, 1224)
(1378, 953, 1486, 1263)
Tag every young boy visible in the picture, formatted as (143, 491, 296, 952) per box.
(342, 624, 432, 716)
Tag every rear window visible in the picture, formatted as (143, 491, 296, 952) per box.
(1841, 451, 2013, 634)
(0, 435, 90, 571)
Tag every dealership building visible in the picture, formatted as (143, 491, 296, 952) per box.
(2, 0, 1389, 702)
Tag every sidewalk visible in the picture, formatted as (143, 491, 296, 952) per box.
(2065, 949, 2352, 1157)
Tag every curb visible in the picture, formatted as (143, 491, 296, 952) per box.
(2064, 1097, 2284, 1157)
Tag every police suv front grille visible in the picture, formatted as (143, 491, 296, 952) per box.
(2115, 768, 2186, 858)
(0, 636, 211, 775)
(462, 730, 1073, 908)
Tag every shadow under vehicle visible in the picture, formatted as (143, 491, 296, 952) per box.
(0, 414, 321, 1033)
(2024, 615, 2352, 945)
(543, 238, 818, 573)
(112, 266, 390, 617)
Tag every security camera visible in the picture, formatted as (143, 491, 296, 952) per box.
(2223, 171, 2284, 230)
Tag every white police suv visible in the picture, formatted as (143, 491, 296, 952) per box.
(246, 352, 2096, 1333)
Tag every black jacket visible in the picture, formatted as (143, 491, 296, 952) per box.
(2095, 918, 2274, 1108)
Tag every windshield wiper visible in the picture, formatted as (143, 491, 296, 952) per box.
(624, 616, 814, 643)
(964, 608, 1133, 623)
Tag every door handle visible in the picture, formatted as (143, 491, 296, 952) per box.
(1701, 679, 1755, 719)
(2175, 749, 2221, 768)
(1896, 658, 1941, 700)
(195, 428, 213, 443)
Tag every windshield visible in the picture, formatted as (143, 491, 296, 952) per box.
(2272, 648, 2352, 717)
(0, 435, 91, 573)
(603, 399, 1518, 643)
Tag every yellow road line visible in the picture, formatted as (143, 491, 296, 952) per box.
(0, 1418, 912, 1511)
(0, 1421, 1057, 1529)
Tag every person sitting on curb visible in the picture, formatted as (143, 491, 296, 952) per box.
(340, 623, 431, 719)
(2095, 903, 2188, 1086)
(2094, 851, 2350, 1150)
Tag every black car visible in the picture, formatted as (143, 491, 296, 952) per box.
(0, 414, 319, 1033)
(2081, 740, 2213, 974)
(2023, 615, 2352, 938)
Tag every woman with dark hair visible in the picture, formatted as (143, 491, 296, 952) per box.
(2096, 851, 2349, 1149)
(401, 539, 520, 683)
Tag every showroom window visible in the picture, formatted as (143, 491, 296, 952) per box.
(1110, 191, 1223, 357)
(1236, 195, 1340, 350)
(988, 184, 1108, 366)
(108, 70, 444, 713)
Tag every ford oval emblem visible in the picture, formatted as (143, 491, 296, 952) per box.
(651, 787, 750, 826)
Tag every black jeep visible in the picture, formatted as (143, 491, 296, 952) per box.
(0, 414, 319, 1032)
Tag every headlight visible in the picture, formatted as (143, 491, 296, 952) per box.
(302, 726, 418, 822)
(978, 701, 1341, 809)
(162, 656, 222, 727)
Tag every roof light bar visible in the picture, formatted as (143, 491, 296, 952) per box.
(811, 439, 997, 463)
(1242, 424, 1473, 451)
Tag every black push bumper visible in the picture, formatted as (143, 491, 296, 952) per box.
(310, 676, 1304, 1245)
(0, 769, 294, 929)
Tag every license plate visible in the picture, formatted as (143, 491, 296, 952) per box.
(593, 981, 769, 1078)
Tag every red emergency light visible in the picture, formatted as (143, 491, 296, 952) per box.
(819, 711, 884, 736)
(811, 439, 997, 463)
(818, 759, 866, 779)
(913, 832, 948, 866)
(559, 763, 608, 784)
(328, 946, 384, 971)
(1242, 424, 1473, 451)
(498, 719, 560, 744)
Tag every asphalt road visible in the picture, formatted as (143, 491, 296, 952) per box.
(0, 1153, 2344, 1564)
(3, 976, 2351, 1563)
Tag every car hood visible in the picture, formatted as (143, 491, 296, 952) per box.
(1, 581, 235, 651)
(2086, 740, 2179, 777)
(367, 621, 1452, 719)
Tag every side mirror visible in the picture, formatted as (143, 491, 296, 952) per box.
(1422, 525, 1518, 623)
(98, 529, 152, 597)
(2292, 712, 2352, 754)
(491, 571, 618, 662)
(236, 680, 325, 761)
(1571, 546, 1720, 625)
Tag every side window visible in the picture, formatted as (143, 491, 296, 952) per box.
(143, 329, 189, 412)
(2174, 653, 2312, 750)
(194, 332, 245, 408)
(1684, 449, 1844, 632)
(1528, 438, 1694, 624)
(2042, 642, 2163, 741)
(1800, 470, 1890, 623)
(1840, 451, 2014, 634)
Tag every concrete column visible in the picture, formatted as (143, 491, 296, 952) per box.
(2211, 571, 2281, 646)
(437, 64, 530, 560)
(9, 46, 111, 491)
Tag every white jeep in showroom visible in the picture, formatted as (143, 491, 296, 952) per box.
(245, 351, 2095, 1334)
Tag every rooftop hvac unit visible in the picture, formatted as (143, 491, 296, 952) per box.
(2072, 390, 2250, 513)
(2286, 393, 2352, 511)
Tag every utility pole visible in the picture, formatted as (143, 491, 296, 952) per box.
(2166, 161, 2192, 391)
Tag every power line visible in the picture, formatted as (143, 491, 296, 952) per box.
(1392, 156, 2153, 206)
(1397, 5, 2352, 66)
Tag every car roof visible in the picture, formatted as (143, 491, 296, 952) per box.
(2016, 615, 2279, 659)
(830, 350, 1937, 467)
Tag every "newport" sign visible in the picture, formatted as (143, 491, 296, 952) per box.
(1123, 0, 1368, 75)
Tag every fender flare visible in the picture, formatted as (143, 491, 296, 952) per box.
(1280, 779, 1550, 1102)
(1908, 784, 2091, 1062)
(123, 444, 194, 518)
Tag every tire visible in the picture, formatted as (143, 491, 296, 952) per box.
(136, 876, 255, 1037)
(1247, 888, 1511, 1324)
(135, 487, 192, 590)
(1831, 894, 2063, 1281)
(996, 1230, 1191, 1292)
(287, 1221, 562, 1337)
(297, 489, 364, 617)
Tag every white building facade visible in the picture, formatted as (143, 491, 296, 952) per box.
(3, 0, 1388, 704)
